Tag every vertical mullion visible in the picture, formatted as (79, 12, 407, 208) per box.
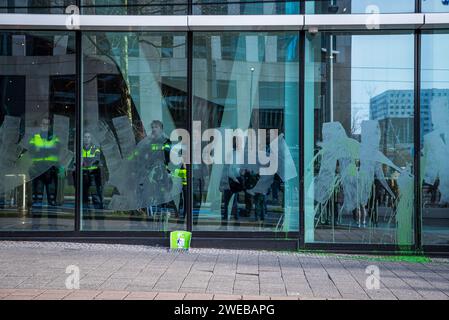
(74, 30, 82, 232)
(298, 29, 305, 250)
(414, 29, 422, 252)
(186, 31, 193, 232)
(299, 0, 305, 250)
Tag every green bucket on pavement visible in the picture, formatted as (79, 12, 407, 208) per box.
(170, 230, 192, 250)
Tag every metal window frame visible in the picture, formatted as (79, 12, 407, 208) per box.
(2, 12, 449, 31)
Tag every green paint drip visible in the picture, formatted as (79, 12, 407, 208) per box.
(396, 168, 414, 247)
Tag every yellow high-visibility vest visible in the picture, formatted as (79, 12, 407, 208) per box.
(29, 133, 59, 163)
(173, 168, 187, 186)
(82, 146, 101, 170)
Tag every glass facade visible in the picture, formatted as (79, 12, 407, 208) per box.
(305, 0, 415, 14)
(304, 32, 415, 246)
(4, 1, 440, 15)
(82, 32, 187, 230)
(193, 0, 300, 15)
(0, 31, 76, 230)
(421, 30, 449, 246)
(422, 0, 449, 12)
(0, 0, 75, 14)
(192, 32, 299, 232)
(81, 1, 188, 15)
(0, 0, 449, 253)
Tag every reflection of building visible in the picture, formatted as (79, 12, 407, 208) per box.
(370, 89, 414, 166)
(193, 33, 299, 134)
(370, 89, 449, 166)
(193, 0, 299, 15)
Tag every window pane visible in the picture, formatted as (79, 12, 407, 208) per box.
(81, 0, 187, 15)
(305, 0, 415, 14)
(0, 31, 76, 231)
(421, 31, 449, 246)
(304, 32, 415, 245)
(422, 0, 449, 12)
(193, 0, 300, 15)
(82, 32, 187, 231)
(192, 32, 300, 232)
(0, 0, 75, 13)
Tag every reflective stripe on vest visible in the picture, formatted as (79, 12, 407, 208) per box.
(32, 156, 59, 163)
(151, 143, 170, 151)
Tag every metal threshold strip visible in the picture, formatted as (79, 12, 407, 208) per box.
(0, 13, 447, 31)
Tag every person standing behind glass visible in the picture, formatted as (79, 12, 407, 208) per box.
(82, 132, 104, 210)
(29, 117, 60, 207)
(219, 139, 244, 227)
(147, 120, 173, 217)
(28, 117, 61, 229)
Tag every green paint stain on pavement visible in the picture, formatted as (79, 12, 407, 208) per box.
(344, 255, 432, 264)
(296, 250, 432, 263)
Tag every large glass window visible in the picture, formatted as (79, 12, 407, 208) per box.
(82, 32, 187, 231)
(304, 32, 415, 246)
(192, 32, 300, 232)
(0, 31, 76, 231)
(305, 0, 415, 14)
(422, 0, 449, 12)
(81, 0, 187, 15)
(193, 0, 300, 15)
(0, 0, 75, 13)
(421, 30, 449, 246)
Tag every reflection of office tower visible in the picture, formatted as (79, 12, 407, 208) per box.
(370, 90, 415, 166)
(370, 89, 449, 166)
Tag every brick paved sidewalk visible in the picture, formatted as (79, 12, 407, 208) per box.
(1, 241, 449, 300)
(0, 288, 305, 300)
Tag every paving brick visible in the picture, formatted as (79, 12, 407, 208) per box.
(242, 295, 270, 300)
(3, 295, 37, 300)
(125, 292, 157, 300)
(95, 291, 130, 300)
(154, 292, 186, 300)
(184, 293, 214, 300)
(213, 294, 242, 300)
(63, 290, 101, 300)
(270, 296, 300, 300)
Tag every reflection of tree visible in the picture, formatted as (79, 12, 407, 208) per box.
(350, 110, 363, 137)
(84, 0, 185, 15)
(85, 33, 187, 140)
(85, 35, 133, 123)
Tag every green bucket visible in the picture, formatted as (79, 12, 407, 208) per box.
(170, 230, 192, 250)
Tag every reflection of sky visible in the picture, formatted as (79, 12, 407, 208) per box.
(306, 0, 415, 13)
(422, 0, 449, 12)
(350, 35, 414, 131)
(351, 0, 414, 13)
(422, 33, 449, 90)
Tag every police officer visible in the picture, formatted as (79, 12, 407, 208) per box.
(173, 162, 187, 221)
(29, 117, 60, 207)
(28, 117, 63, 230)
(148, 120, 173, 217)
(149, 120, 171, 166)
(82, 132, 103, 210)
